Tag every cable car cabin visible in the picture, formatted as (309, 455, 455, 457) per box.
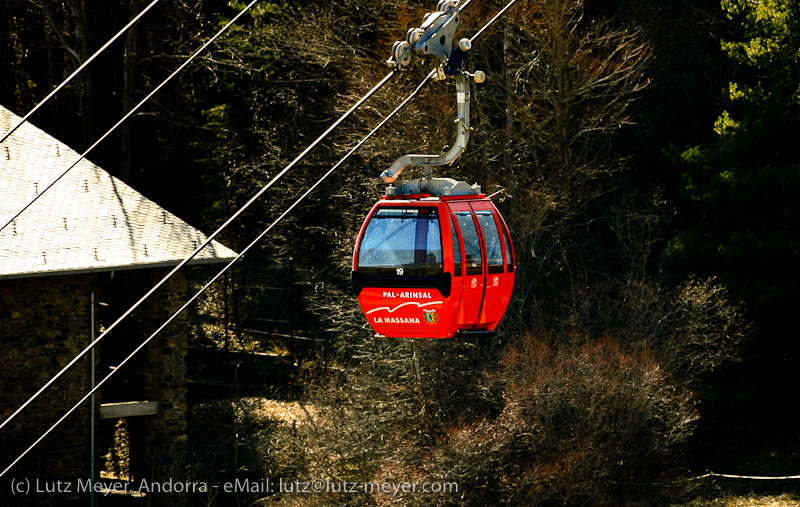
(352, 194, 515, 338)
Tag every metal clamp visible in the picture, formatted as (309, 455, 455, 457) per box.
(380, 0, 487, 196)
(387, 0, 461, 71)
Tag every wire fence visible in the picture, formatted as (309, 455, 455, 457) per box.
(189, 254, 324, 359)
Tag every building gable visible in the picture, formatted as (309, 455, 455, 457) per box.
(0, 105, 237, 279)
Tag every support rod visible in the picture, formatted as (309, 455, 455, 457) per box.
(380, 73, 471, 184)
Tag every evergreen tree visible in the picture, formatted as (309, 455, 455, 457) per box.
(670, 0, 800, 321)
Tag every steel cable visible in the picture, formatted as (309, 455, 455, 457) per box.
(0, 70, 395, 437)
(470, 0, 518, 43)
(0, 0, 395, 434)
(0, 69, 434, 479)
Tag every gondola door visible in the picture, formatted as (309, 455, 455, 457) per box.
(448, 201, 485, 329)
(470, 200, 515, 329)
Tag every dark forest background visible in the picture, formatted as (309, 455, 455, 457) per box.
(2, 0, 799, 505)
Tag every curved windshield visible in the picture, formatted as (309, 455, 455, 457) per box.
(357, 207, 443, 277)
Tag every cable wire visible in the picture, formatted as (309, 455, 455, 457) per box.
(0, 0, 391, 432)
(0, 0, 162, 146)
(0, 69, 436, 479)
(469, 0, 519, 43)
(0, 0, 261, 235)
(681, 471, 800, 482)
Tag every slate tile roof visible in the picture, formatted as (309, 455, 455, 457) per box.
(0, 105, 238, 279)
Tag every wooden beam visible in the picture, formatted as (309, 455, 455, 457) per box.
(100, 401, 159, 419)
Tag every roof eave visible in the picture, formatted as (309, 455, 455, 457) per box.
(0, 255, 238, 281)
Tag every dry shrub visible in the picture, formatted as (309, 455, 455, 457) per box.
(270, 333, 697, 507)
(527, 276, 750, 393)
(382, 333, 698, 507)
(655, 277, 751, 387)
(260, 338, 496, 507)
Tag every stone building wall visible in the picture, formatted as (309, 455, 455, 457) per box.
(0, 269, 191, 507)
(0, 273, 97, 506)
(142, 269, 189, 489)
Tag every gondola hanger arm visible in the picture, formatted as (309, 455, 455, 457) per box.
(380, 72, 478, 184)
(380, 0, 487, 194)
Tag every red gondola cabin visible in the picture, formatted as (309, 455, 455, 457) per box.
(352, 193, 515, 338)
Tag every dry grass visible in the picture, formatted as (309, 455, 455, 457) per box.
(239, 397, 317, 426)
(677, 494, 800, 507)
